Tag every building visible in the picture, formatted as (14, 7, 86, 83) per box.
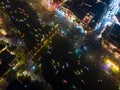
(82, 12, 94, 25)
(41, 0, 62, 11)
(7, 75, 43, 90)
(0, 0, 42, 53)
(64, 0, 108, 29)
(116, 10, 120, 23)
(0, 49, 15, 77)
(102, 23, 120, 54)
(7, 73, 51, 90)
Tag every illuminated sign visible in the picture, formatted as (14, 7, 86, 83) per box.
(104, 57, 119, 73)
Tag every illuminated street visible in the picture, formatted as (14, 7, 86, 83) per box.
(0, 0, 120, 90)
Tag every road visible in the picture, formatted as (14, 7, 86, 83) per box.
(26, 0, 86, 48)
(25, 0, 120, 89)
(0, 0, 120, 89)
(0, 2, 64, 83)
(32, 25, 62, 60)
(0, 0, 55, 86)
(1, 0, 61, 55)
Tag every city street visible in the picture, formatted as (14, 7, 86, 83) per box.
(0, 0, 120, 90)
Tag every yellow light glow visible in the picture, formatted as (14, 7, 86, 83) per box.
(114, 52, 120, 59)
(0, 28, 7, 35)
(0, 17, 3, 25)
(104, 58, 119, 73)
